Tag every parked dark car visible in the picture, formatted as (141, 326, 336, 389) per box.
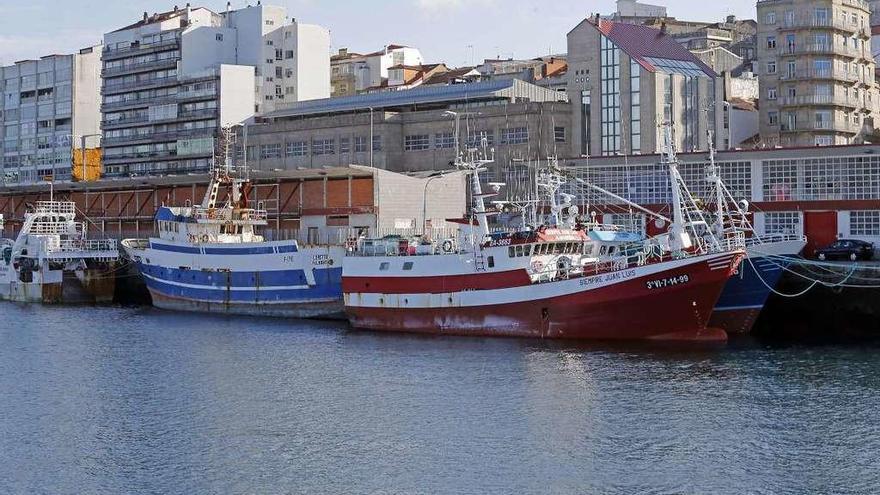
(815, 239, 875, 261)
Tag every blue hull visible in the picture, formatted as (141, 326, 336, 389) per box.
(711, 255, 791, 334)
(126, 239, 346, 319)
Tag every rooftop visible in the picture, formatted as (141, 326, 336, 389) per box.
(588, 19, 717, 77)
(266, 79, 567, 120)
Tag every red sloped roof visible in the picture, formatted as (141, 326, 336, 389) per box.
(595, 20, 717, 77)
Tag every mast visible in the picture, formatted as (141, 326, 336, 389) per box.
(706, 130, 725, 240)
(662, 123, 687, 253)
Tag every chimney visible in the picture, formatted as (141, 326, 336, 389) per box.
(726, 15, 736, 24)
(660, 21, 667, 34)
(173, 5, 178, 12)
(227, 1, 232, 14)
(143, 11, 148, 21)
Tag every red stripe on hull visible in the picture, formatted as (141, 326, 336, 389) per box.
(709, 307, 761, 335)
(346, 255, 741, 342)
(342, 269, 532, 294)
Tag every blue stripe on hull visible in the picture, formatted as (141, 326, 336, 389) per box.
(715, 256, 791, 312)
(138, 263, 342, 304)
(139, 264, 312, 289)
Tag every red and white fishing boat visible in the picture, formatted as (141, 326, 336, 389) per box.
(342, 133, 745, 343)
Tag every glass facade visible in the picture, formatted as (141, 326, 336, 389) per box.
(600, 35, 620, 155)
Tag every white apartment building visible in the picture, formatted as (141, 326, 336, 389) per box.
(1, 46, 102, 185)
(101, 3, 330, 177)
(331, 45, 424, 96)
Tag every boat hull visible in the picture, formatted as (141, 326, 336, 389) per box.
(0, 263, 116, 304)
(147, 289, 344, 319)
(710, 239, 804, 335)
(124, 239, 345, 319)
(344, 251, 743, 342)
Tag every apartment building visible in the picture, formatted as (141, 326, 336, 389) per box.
(1, 47, 102, 185)
(330, 45, 424, 97)
(101, 4, 329, 178)
(756, 0, 879, 147)
(567, 17, 725, 157)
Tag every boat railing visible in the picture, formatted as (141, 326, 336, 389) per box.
(746, 233, 807, 246)
(190, 206, 269, 222)
(33, 201, 76, 216)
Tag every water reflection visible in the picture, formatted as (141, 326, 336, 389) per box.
(0, 304, 878, 494)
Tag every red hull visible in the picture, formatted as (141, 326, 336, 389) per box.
(346, 254, 743, 342)
(709, 307, 761, 335)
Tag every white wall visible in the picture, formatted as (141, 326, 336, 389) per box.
(295, 23, 331, 101)
(730, 108, 759, 148)
(180, 27, 237, 76)
(219, 65, 256, 127)
(72, 46, 102, 139)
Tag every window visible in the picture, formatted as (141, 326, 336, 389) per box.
(767, 61, 777, 74)
(285, 50, 294, 59)
(404, 134, 430, 151)
(260, 144, 281, 159)
(286, 141, 308, 157)
(600, 34, 621, 155)
(340, 138, 350, 153)
(379, 262, 390, 271)
(764, 212, 800, 235)
(403, 262, 414, 271)
(354, 136, 368, 153)
(276, 66, 283, 78)
(500, 127, 529, 145)
(768, 87, 777, 100)
(275, 49, 283, 61)
(466, 130, 494, 148)
(435, 132, 455, 149)
(629, 58, 640, 152)
(554, 126, 566, 143)
(767, 36, 776, 49)
(768, 111, 779, 125)
(372, 135, 382, 151)
(850, 211, 880, 236)
(765, 11, 776, 25)
(487, 256, 495, 268)
(216, 34, 224, 41)
(312, 139, 335, 155)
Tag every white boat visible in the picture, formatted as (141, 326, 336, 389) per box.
(0, 201, 119, 304)
(122, 153, 345, 319)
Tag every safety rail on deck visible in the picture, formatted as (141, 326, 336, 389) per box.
(190, 207, 269, 222)
(33, 202, 76, 216)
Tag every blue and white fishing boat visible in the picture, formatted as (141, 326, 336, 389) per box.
(122, 141, 344, 319)
(702, 138, 806, 334)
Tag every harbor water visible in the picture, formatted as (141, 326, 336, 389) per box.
(1, 303, 879, 494)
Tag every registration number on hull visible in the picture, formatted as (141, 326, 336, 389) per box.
(646, 275, 690, 290)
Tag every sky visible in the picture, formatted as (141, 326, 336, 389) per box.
(0, 0, 755, 67)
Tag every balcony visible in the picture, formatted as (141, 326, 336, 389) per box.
(778, 69, 860, 83)
(779, 16, 862, 34)
(102, 115, 150, 129)
(777, 43, 863, 58)
(102, 75, 179, 96)
(102, 38, 180, 62)
(103, 128, 215, 146)
(778, 94, 862, 108)
(102, 58, 178, 78)
(780, 121, 861, 133)
(101, 95, 178, 112)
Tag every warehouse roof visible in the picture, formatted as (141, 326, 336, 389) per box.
(266, 79, 568, 120)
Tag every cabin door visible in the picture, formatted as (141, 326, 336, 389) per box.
(803, 211, 838, 257)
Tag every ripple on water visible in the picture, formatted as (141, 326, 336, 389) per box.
(0, 304, 879, 494)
